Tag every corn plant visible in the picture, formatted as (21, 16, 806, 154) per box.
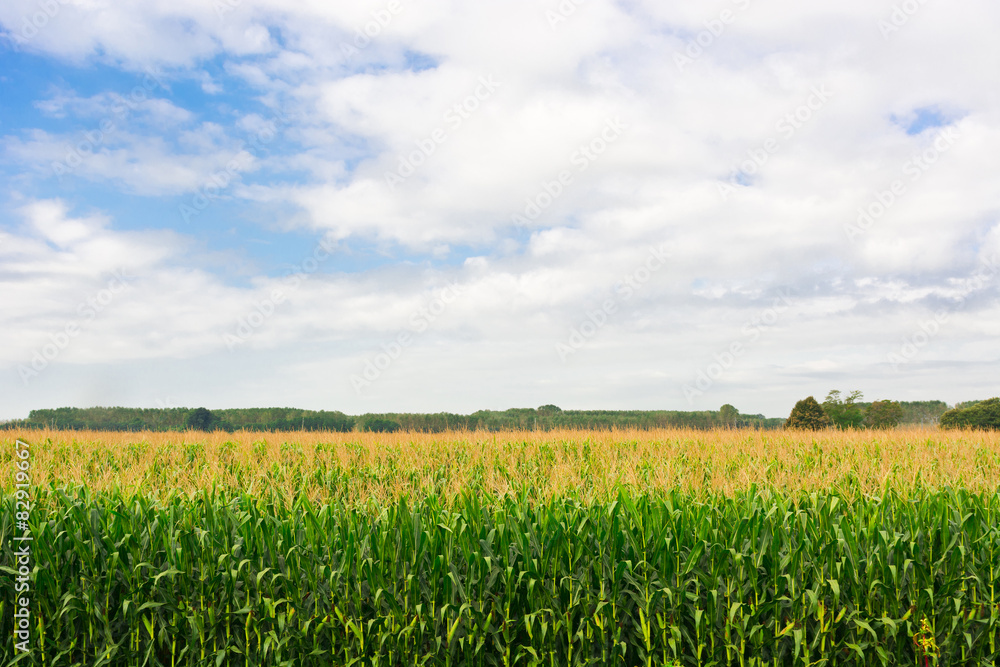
(1, 485, 999, 665)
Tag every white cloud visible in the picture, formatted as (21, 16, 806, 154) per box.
(2, 1, 1000, 417)
(3, 124, 258, 196)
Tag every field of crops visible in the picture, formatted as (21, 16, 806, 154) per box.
(2, 428, 1000, 666)
(5, 427, 1000, 502)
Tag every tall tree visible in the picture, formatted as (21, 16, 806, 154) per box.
(719, 404, 739, 427)
(786, 397, 831, 430)
(185, 407, 217, 431)
(823, 390, 865, 429)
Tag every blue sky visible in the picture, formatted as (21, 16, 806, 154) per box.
(1, 1, 998, 420)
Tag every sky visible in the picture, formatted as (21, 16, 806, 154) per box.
(0, 0, 998, 421)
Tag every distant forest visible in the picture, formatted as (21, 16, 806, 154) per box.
(1, 401, 950, 433)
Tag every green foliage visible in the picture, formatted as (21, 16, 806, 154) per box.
(897, 400, 950, 424)
(356, 415, 402, 433)
(3, 487, 1000, 665)
(864, 400, 904, 429)
(822, 390, 865, 429)
(786, 396, 831, 430)
(3, 406, 787, 432)
(2, 399, 955, 433)
(7, 407, 355, 433)
(940, 398, 1000, 430)
(853, 400, 949, 425)
(184, 407, 217, 431)
(718, 403, 738, 426)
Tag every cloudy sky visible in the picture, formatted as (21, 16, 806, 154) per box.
(1, 0, 998, 420)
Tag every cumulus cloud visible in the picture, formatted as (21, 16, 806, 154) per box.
(1, 0, 999, 417)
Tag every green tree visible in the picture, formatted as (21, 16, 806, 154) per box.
(822, 390, 865, 429)
(785, 397, 831, 430)
(185, 407, 217, 431)
(940, 398, 1000, 430)
(718, 404, 738, 427)
(864, 400, 903, 429)
(357, 415, 402, 433)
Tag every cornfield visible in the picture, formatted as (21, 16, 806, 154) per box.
(4, 427, 1000, 501)
(2, 429, 999, 665)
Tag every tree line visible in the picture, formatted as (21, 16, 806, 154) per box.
(786, 391, 997, 430)
(0, 398, 973, 433)
(4, 405, 788, 433)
